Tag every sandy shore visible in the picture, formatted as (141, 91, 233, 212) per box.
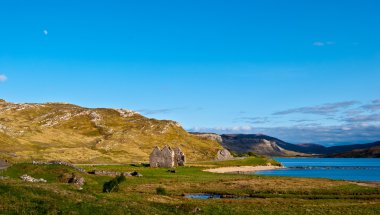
(204, 165, 283, 173)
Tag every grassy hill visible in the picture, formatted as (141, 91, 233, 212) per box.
(0, 99, 222, 163)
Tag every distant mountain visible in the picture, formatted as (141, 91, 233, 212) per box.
(192, 133, 380, 158)
(323, 141, 380, 155)
(327, 146, 380, 158)
(220, 134, 312, 156)
(296, 143, 327, 154)
(0, 99, 222, 163)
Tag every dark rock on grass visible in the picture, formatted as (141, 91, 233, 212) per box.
(167, 169, 176, 173)
(58, 173, 85, 187)
(192, 207, 202, 213)
(131, 171, 142, 177)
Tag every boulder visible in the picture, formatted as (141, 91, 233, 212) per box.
(0, 159, 10, 169)
(216, 149, 233, 160)
(68, 173, 85, 187)
(131, 171, 143, 177)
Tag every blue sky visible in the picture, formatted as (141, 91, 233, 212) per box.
(1, 0, 380, 145)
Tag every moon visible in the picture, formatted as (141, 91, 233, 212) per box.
(43, 30, 48, 36)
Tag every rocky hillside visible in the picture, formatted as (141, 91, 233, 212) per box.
(189, 132, 223, 143)
(220, 134, 309, 157)
(195, 133, 380, 157)
(0, 99, 222, 163)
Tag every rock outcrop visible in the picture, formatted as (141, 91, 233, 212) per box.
(190, 132, 223, 143)
(20, 174, 47, 183)
(0, 159, 10, 169)
(216, 149, 233, 160)
(150, 146, 186, 168)
(68, 174, 85, 187)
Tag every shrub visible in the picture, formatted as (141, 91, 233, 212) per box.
(103, 175, 126, 193)
(156, 186, 167, 195)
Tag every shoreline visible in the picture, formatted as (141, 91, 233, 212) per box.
(203, 165, 284, 174)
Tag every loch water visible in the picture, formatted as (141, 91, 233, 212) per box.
(255, 158, 380, 182)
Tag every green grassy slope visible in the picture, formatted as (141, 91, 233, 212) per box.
(0, 100, 222, 163)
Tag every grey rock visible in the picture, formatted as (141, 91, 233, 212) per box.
(20, 174, 47, 183)
(68, 174, 85, 187)
(0, 159, 10, 170)
(216, 149, 233, 160)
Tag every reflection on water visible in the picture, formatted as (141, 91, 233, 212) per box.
(185, 194, 249, 200)
(185, 194, 222, 199)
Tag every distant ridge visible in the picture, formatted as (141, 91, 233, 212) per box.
(192, 132, 380, 157)
(326, 144, 380, 158)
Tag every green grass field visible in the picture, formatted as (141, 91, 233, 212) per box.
(1, 157, 380, 214)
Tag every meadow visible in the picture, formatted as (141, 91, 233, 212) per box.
(0, 157, 379, 214)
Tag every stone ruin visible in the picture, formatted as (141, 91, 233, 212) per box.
(150, 145, 186, 168)
(216, 149, 233, 160)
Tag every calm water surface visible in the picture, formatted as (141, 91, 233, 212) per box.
(255, 158, 380, 182)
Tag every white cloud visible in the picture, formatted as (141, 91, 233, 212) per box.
(273, 101, 358, 115)
(313, 41, 335, 47)
(313, 41, 325, 46)
(0, 74, 7, 82)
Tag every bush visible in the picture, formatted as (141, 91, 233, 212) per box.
(103, 175, 126, 193)
(156, 186, 167, 195)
